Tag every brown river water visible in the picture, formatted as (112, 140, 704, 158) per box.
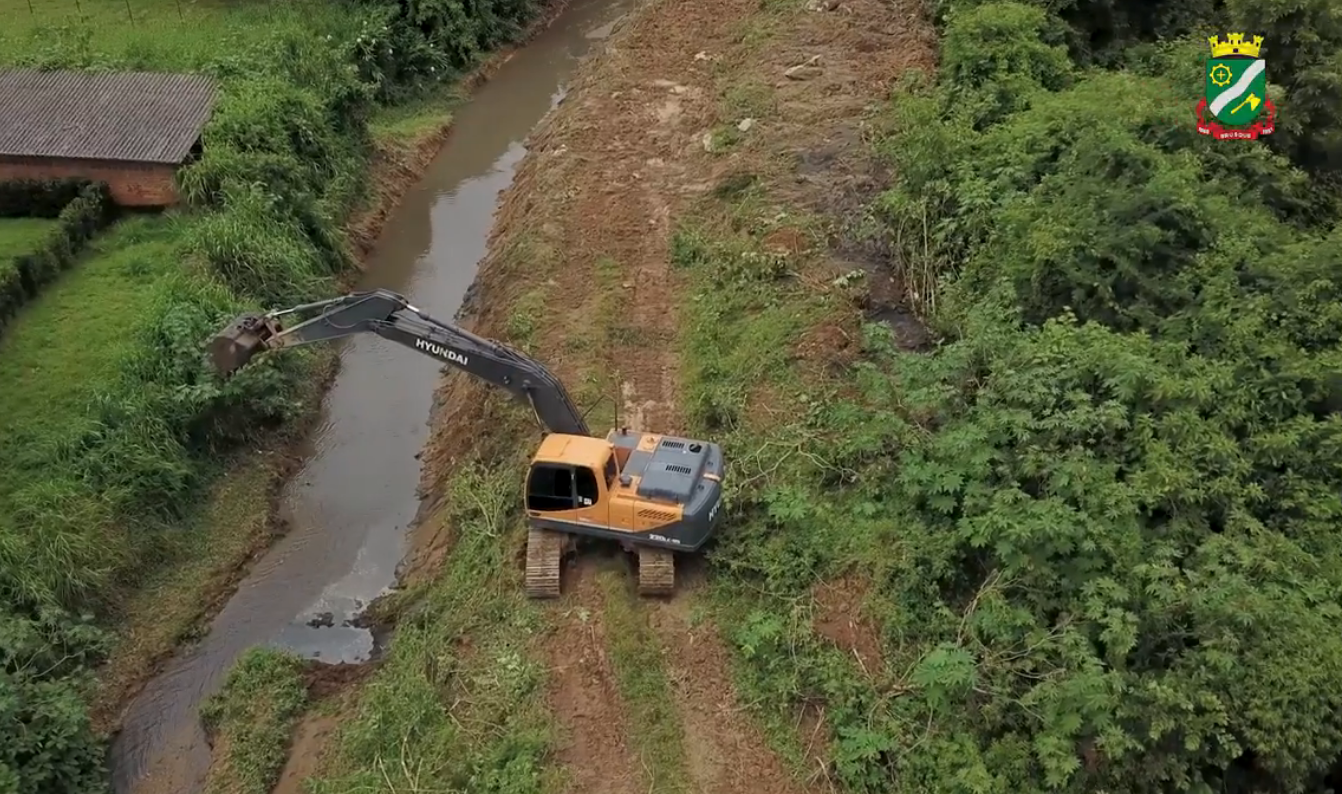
(108, 1, 632, 790)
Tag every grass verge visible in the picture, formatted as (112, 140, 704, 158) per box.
(201, 648, 310, 794)
(0, 0, 563, 789)
(0, 216, 179, 504)
(88, 347, 336, 730)
(596, 570, 688, 794)
(672, 202, 888, 786)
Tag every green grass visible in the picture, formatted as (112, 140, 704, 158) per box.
(670, 183, 905, 789)
(368, 84, 468, 144)
(0, 217, 57, 257)
(0, 216, 179, 502)
(201, 647, 310, 794)
(0, 0, 357, 71)
(89, 349, 334, 728)
(597, 570, 689, 794)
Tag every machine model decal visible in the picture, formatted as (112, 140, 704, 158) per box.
(414, 337, 469, 366)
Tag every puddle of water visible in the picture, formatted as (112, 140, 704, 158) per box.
(108, 1, 632, 791)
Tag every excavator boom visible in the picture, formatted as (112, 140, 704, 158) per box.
(208, 288, 727, 601)
(209, 289, 590, 437)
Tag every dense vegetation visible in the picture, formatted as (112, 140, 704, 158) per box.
(0, 0, 544, 790)
(677, 0, 1342, 792)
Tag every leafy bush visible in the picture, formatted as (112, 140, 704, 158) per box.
(858, 1, 1342, 789)
(0, 179, 96, 218)
(0, 607, 109, 794)
(690, 0, 1342, 791)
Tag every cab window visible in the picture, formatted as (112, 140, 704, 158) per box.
(527, 464, 574, 511)
(575, 467, 600, 507)
(603, 455, 617, 486)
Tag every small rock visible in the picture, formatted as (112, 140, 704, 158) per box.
(622, 282, 633, 289)
(737, 117, 755, 132)
(785, 54, 823, 80)
(701, 130, 715, 152)
(307, 612, 335, 629)
(694, 51, 710, 61)
(671, 85, 689, 95)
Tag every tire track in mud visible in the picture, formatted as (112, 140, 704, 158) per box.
(650, 567, 813, 794)
(546, 565, 644, 794)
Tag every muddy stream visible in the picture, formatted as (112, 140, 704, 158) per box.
(108, 2, 631, 791)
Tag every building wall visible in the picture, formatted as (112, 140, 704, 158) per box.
(0, 155, 180, 207)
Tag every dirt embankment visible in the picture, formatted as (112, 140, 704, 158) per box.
(403, 0, 935, 792)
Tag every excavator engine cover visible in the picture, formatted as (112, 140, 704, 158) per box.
(210, 314, 279, 378)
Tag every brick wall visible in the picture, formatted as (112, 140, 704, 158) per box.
(0, 155, 180, 207)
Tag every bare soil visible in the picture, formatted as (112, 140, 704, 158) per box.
(812, 575, 884, 677)
(405, 0, 794, 788)
(268, 715, 339, 794)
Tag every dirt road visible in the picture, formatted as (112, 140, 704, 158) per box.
(318, 0, 935, 790)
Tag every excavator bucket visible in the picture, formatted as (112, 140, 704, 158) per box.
(209, 313, 278, 378)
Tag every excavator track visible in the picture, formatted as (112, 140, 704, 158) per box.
(636, 547, 676, 597)
(525, 529, 565, 599)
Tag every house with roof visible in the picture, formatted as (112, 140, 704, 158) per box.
(0, 70, 217, 208)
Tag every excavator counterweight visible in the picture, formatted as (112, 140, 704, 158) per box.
(207, 289, 726, 598)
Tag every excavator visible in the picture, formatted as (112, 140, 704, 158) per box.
(207, 289, 725, 598)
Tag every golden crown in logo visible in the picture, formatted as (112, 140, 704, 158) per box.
(1208, 33, 1264, 58)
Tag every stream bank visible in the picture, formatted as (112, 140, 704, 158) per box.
(105, 1, 633, 791)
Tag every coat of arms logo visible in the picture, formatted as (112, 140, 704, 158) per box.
(1196, 33, 1276, 140)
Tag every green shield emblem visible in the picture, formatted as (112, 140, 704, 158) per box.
(1206, 56, 1268, 126)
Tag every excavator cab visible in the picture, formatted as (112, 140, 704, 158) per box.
(521, 430, 725, 598)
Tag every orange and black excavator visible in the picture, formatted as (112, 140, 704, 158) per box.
(208, 289, 725, 598)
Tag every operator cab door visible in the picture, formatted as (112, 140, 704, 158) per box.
(526, 463, 602, 514)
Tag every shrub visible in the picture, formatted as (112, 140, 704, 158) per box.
(711, 0, 1342, 788)
(0, 179, 96, 218)
(0, 606, 109, 794)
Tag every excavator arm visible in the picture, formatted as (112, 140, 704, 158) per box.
(208, 289, 591, 437)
